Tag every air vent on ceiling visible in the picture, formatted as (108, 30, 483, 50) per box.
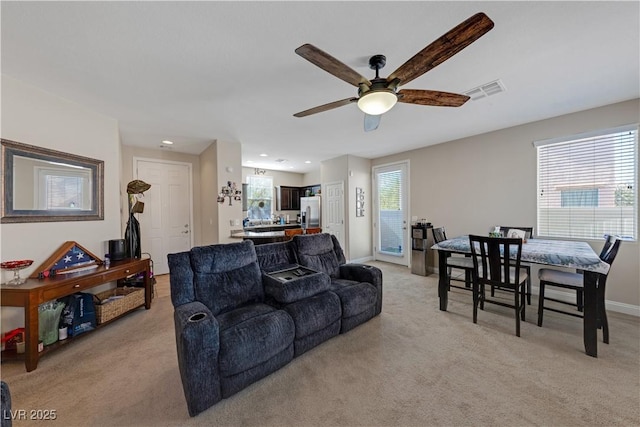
(274, 158, 287, 163)
(464, 79, 506, 101)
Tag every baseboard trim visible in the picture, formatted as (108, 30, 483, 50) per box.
(350, 256, 374, 264)
(537, 286, 640, 317)
(432, 267, 639, 317)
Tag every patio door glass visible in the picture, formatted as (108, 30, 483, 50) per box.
(373, 162, 408, 266)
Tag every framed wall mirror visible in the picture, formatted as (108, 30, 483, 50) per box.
(1, 139, 104, 223)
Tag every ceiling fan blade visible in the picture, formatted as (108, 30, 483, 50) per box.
(293, 97, 358, 117)
(397, 89, 470, 107)
(364, 114, 381, 132)
(388, 12, 494, 86)
(295, 44, 371, 88)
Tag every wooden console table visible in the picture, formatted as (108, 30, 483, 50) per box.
(1, 258, 151, 372)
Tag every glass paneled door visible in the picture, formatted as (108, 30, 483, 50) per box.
(373, 161, 409, 266)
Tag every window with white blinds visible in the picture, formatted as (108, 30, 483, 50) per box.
(37, 167, 92, 210)
(536, 125, 637, 240)
(377, 168, 404, 254)
(246, 175, 273, 220)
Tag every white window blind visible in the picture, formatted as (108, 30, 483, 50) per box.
(536, 125, 637, 240)
(377, 169, 404, 254)
(246, 175, 273, 220)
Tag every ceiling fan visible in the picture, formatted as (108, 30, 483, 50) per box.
(293, 12, 494, 132)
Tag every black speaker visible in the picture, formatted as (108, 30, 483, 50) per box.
(108, 239, 125, 261)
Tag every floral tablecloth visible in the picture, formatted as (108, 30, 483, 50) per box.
(432, 236, 609, 274)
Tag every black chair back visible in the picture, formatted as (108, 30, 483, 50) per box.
(469, 235, 524, 289)
(432, 227, 447, 244)
(599, 234, 615, 259)
(498, 226, 534, 240)
(601, 237, 622, 267)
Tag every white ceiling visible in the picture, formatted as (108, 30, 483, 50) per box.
(2, 1, 638, 173)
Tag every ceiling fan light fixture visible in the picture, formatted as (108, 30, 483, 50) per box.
(357, 90, 397, 115)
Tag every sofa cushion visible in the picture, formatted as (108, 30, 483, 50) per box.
(283, 291, 341, 338)
(330, 279, 377, 318)
(254, 241, 298, 273)
(263, 270, 331, 303)
(190, 241, 264, 316)
(294, 234, 341, 278)
(217, 303, 294, 377)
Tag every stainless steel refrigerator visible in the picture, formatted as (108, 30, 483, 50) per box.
(300, 196, 321, 228)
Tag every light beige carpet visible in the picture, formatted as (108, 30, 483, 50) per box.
(1, 261, 639, 426)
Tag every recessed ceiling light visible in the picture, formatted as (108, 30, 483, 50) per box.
(162, 140, 174, 145)
(259, 153, 268, 157)
(305, 160, 311, 164)
(246, 160, 254, 163)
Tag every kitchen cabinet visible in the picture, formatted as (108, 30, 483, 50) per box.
(277, 186, 300, 211)
(301, 184, 321, 197)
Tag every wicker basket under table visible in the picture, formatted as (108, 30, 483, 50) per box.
(94, 287, 145, 324)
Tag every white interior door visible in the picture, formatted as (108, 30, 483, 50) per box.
(135, 158, 192, 275)
(323, 181, 345, 251)
(373, 161, 409, 266)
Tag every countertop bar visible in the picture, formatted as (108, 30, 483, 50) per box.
(231, 230, 286, 238)
(243, 224, 301, 231)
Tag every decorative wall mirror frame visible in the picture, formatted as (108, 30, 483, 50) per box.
(1, 139, 104, 223)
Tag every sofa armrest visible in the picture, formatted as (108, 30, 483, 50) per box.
(339, 264, 383, 315)
(339, 264, 382, 285)
(263, 271, 331, 304)
(173, 302, 222, 416)
(1, 381, 11, 427)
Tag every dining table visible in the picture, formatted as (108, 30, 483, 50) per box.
(431, 236, 610, 357)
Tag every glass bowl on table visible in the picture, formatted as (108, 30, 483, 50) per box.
(1, 259, 33, 285)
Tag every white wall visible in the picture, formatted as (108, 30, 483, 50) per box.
(1, 75, 122, 332)
(372, 99, 640, 314)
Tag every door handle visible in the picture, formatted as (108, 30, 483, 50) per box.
(182, 230, 189, 234)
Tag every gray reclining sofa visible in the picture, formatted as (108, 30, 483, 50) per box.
(168, 233, 382, 416)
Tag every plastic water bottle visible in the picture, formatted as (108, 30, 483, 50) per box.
(104, 254, 111, 269)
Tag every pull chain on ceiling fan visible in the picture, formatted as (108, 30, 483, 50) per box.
(293, 12, 495, 132)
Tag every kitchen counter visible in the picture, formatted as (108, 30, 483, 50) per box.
(231, 230, 285, 238)
(243, 224, 301, 232)
(230, 230, 289, 245)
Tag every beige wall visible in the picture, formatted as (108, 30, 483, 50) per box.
(1, 75, 122, 331)
(120, 145, 203, 247)
(242, 167, 305, 188)
(346, 155, 372, 261)
(215, 140, 243, 243)
(320, 155, 373, 261)
(303, 169, 321, 187)
(372, 99, 640, 314)
(199, 142, 218, 244)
